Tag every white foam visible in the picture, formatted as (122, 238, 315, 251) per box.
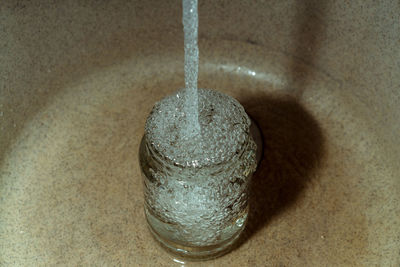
(145, 89, 251, 167)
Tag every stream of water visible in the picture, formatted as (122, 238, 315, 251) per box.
(182, 0, 201, 136)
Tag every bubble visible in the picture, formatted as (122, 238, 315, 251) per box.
(145, 89, 251, 167)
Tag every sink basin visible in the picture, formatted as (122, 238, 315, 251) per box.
(1, 1, 399, 266)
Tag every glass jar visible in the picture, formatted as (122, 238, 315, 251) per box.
(139, 89, 257, 260)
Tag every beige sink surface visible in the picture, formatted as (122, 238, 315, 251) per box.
(1, 1, 399, 266)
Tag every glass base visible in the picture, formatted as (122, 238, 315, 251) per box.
(145, 207, 248, 261)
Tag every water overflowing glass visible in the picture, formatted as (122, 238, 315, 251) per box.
(139, 0, 258, 260)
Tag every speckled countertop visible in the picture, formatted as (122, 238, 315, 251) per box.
(0, 1, 399, 266)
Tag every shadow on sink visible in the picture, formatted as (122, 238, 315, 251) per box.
(234, 0, 328, 245)
(237, 93, 326, 246)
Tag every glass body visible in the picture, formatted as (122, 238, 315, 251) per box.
(139, 125, 257, 260)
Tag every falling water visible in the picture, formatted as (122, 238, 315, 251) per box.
(141, 0, 258, 252)
(182, 0, 201, 136)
